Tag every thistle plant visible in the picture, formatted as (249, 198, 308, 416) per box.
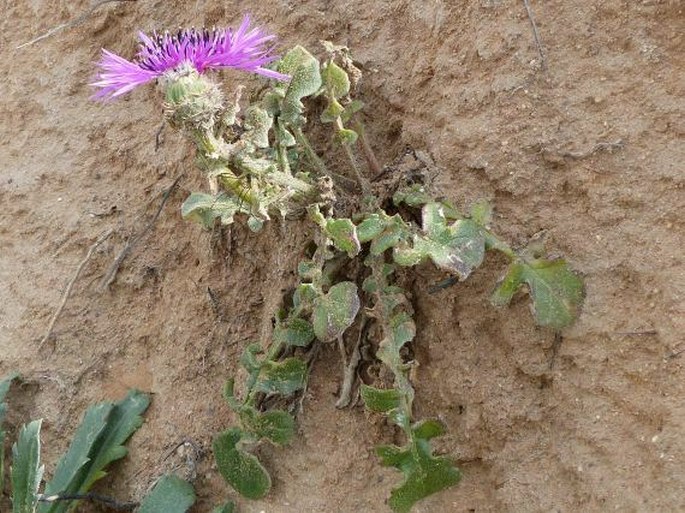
(92, 16, 584, 512)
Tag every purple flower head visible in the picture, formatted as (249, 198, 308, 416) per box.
(91, 15, 289, 99)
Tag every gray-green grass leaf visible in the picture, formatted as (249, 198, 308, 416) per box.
(39, 390, 150, 513)
(11, 419, 44, 513)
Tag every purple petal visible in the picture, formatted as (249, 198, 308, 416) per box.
(91, 49, 158, 99)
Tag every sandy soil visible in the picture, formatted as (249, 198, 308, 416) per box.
(1, 1, 683, 512)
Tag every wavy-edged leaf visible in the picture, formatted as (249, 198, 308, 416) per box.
(278, 46, 322, 125)
(273, 318, 316, 347)
(11, 419, 44, 513)
(137, 474, 195, 513)
(376, 312, 416, 368)
(239, 409, 295, 446)
(356, 213, 386, 243)
(394, 203, 485, 279)
(325, 218, 360, 257)
(360, 385, 402, 413)
(321, 61, 350, 99)
(376, 435, 461, 513)
(181, 193, 245, 229)
(312, 282, 360, 342)
(492, 259, 584, 329)
(40, 390, 150, 513)
(214, 428, 271, 499)
(255, 358, 306, 396)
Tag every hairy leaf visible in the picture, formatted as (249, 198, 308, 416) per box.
(325, 218, 360, 257)
(214, 428, 271, 499)
(394, 203, 485, 280)
(255, 358, 307, 396)
(273, 318, 316, 347)
(492, 259, 584, 329)
(137, 474, 195, 513)
(376, 436, 461, 513)
(181, 193, 245, 228)
(376, 312, 416, 369)
(369, 216, 408, 255)
(279, 46, 322, 125)
(239, 409, 295, 446)
(312, 282, 360, 342)
(39, 390, 150, 513)
(360, 385, 402, 413)
(321, 61, 350, 99)
(356, 213, 386, 243)
(11, 419, 44, 513)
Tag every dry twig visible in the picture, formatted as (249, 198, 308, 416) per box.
(523, 0, 547, 71)
(100, 174, 183, 290)
(17, 0, 137, 49)
(39, 228, 113, 350)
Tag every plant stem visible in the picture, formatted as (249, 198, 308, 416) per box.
(293, 127, 329, 177)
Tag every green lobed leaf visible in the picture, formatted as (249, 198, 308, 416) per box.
(239, 408, 295, 446)
(393, 185, 433, 208)
(312, 282, 361, 342)
(214, 428, 271, 499)
(376, 437, 462, 513)
(11, 419, 44, 513)
(278, 46, 322, 125)
(320, 99, 344, 123)
(376, 312, 416, 369)
(412, 419, 445, 440)
(40, 390, 150, 513)
(340, 99, 364, 123)
(137, 474, 196, 513)
(181, 193, 244, 229)
(321, 61, 350, 99)
(491, 258, 584, 329)
(336, 128, 358, 145)
(394, 203, 485, 280)
(239, 344, 263, 375)
(293, 283, 320, 309)
(255, 358, 307, 396)
(360, 385, 403, 413)
(325, 218, 361, 257)
(370, 217, 409, 256)
(356, 213, 387, 243)
(273, 318, 316, 347)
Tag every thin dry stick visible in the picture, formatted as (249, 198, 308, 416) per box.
(17, 0, 137, 49)
(335, 317, 367, 409)
(523, 0, 547, 71)
(39, 228, 113, 349)
(100, 174, 183, 290)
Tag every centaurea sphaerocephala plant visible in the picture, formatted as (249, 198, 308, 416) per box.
(91, 16, 584, 513)
(91, 15, 288, 99)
